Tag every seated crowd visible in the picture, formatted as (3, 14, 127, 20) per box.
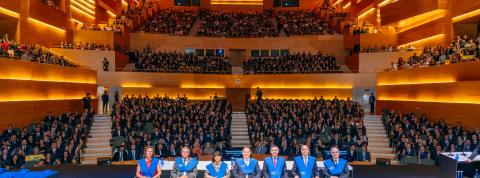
(391, 34, 480, 70)
(0, 110, 94, 169)
(41, 0, 59, 9)
(197, 10, 278, 38)
(277, 10, 332, 36)
(383, 110, 480, 165)
(80, 25, 122, 33)
(243, 52, 341, 74)
(361, 44, 398, 53)
(110, 95, 232, 161)
(0, 38, 76, 67)
(58, 42, 111, 51)
(127, 49, 232, 74)
(139, 9, 198, 36)
(245, 97, 370, 162)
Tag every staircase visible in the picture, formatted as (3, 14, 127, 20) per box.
(230, 112, 251, 147)
(364, 115, 398, 164)
(81, 115, 112, 165)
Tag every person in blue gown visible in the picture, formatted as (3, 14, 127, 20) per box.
(292, 145, 320, 178)
(322, 147, 349, 178)
(262, 145, 288, 178)
(171, 147, 198, 178)
(136, 146, 162, 178)
(232, 147, 262, 178)
(205, 151, 230, 178)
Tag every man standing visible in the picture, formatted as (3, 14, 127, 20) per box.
(262, 146, 288, 178)
(292, 145, 320, 178)
(369, 93, 376, 115)
(82, 92, 91, 112)
(102, 91, 109, 114)
(171, 147, 198, 178)
(232, 147, 262, 178)
(323, 147, 349, 178)
(102, 58, 109, 71)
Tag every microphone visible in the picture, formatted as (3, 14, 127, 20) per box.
(461, 145, 467, 156)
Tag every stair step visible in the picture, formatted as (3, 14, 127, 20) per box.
(368, 137, 389, 141)
(367, 133, 388, 137)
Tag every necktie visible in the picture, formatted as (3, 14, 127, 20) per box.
(184, 159, 187, 165)
(132, 151, 135, 159)
(334, 159, 337, 166)
(245, 159, 249, 166)
(120, 152, 123, 161)
(304, 157, 307, 166)
(273, 157, 277, 167)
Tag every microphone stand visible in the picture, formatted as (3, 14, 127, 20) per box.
(461, 146, 467, 156)
(448, 149, 454, 157)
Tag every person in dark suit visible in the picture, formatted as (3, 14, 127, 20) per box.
(291, 145, 320, 178)
(128, 144, 141, 160)
(232, 147, 262, 178)
(171, 147, 198, 178)
(262, 145, 288, 178)
(330, 133, 343, 148)
(82, 92, 92, 112)
(112, 145, 128, 162)
(101, 91, 109, 114)
(19, 139, 32, 155)
(346, 145, 358, 162)
(466, 142, 480, 163)
(369, 93, 375, 114)
(48, 142, 62, 160)
(113, 126, 125, 137)
(357, 144, 371, 162)
(463, 140, 474, 152)
(323, 147, 349, 178)
(2, 125, 15, 139)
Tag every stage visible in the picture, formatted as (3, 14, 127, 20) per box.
(28, 164, 440, 178)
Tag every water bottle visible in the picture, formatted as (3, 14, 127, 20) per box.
(474, 169, 479, 178)
(455, 154, 460, 161)
(460, 170, 464, 178)
(457, 171, 461, 178)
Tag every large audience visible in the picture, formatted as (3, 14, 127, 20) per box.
(127, 50, 232, 74)
(243, 52, 341, 74)
(0, 110, 94, 169)
(245, 97, 368, 161)
(197, 10, 278, 38)
(0, 38, 77, 67)
(383, 110, 480, 165)
(391, 34, 480, 70)
(277, 10, 331, 36)
(110, 95, 232, 160)
(57, 42, 111, 51)
(139, 9, 198, 36)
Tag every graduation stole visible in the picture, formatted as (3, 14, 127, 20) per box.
(175, 157, 198, 172)
(294, 156, 315, 178)
(235, 158, 257, 174)
(265, 157, 285, 178)
(206, 162, 227, 178)
(323, 158, 347, 176)
(139, 158, 159, 177)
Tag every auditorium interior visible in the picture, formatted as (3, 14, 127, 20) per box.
(0, 0, 480, 177)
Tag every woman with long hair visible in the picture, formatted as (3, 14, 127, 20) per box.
(136, 146, 162, 178)
(205, 151, 230, 178)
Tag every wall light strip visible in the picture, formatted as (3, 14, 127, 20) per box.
(333, 0, 343, 6)
(70, 5, 95, 19)
(0, 97, 97, 102)
(398, 34, 445, 48)
(122, 0, 128, 6)
(0, 6, 19, 18)
(452, 8, 480, 23)
(358, 7, 375, 19)
(107, 10, 117, 17)
(70, 18, 84, 25)
(28, 18, 65, 32)
(378, 0, 392, 7)
(343, 2, 351, 9)
(73, 0, 95, 9)
(378, 98, 480, 105)
(84, 0, 95, 5)
(377, 81, 456, 86)
(71, 0, 95, 15)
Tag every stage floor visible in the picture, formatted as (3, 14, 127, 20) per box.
(29, 164, 440, 178)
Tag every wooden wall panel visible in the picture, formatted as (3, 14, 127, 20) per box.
(360, 33, 398, 47)
(450, 0, 480, 17)
(0, 79, 97, 101)
(377, 61, 480, 85)
(0, 0, 20, 12)
(397, 18, 445, 46)
(130, 33, 346, 61)
(49, 48, 116, 72)
(380, 0, 441, 25)
(377, 100, 480, 130)
(0, 99, 97, 130)
(28, 0, 67, 29)
(19, 19, 66, 47)
(0, 58, 97, 83)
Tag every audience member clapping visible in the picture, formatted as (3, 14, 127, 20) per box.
(243, 52, 341, 74)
